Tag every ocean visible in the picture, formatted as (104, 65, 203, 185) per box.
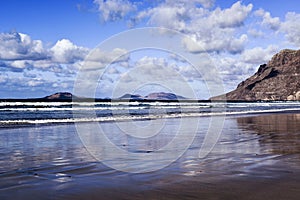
(0, 101, 300, 199)
(1, 101, 300, 127)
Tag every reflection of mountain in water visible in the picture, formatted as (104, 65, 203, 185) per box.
(236, 114, 300, 155)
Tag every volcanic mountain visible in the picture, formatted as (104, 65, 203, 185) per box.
(44, 92, 74, 100)
(119, 92, 187, 100)
(211, 49, 300, 101)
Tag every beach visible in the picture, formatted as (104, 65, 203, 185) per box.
(1, 0, 300, 199)
(1, 110, 300, 200)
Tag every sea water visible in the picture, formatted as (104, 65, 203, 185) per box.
(0, 101, 299, 127)
(0, 101, 300, 199)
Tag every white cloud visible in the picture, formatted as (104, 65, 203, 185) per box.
(185, 1, 252, 53)
(10, 60, 28, 69)
(209, 1, 253, 28)
(147, 6, 187, 31)
(248, 29, 264, 38)
(104, 55, 186, 87)
(87, 48, 129, 63)
(241, 45, 279, 64)
(82, 48, 129, 70)
(0, 32, 89, 74)
(213, 55, 254, 91)
(0, 32, 47, 60)
(29, 60, 58, 69)
(194, 0, 215, 8)
(50, 39, 88, 63)
(165, 0, 215, 8)
(135, 1, 252, 54)
(182, 31, 248, 54)
(93, 0, 136, 22)
(253, 10, 300, 47)
(27, 79, 44, 87)
(255, 9, 281, 30)
(280, 12, 300, 47)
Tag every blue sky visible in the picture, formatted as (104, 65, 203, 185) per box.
(0, 0, 299, 99)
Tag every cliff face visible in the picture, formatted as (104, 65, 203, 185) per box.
(212, 49, 300, 101)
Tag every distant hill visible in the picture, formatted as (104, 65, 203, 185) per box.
(119, 92, 187, 100)
(38, 91, 187, 101)
(211, 49, 300, 101)
(145, 92, 186, 100)
(118, 94, 144, 100)
(43, 92, 74, 100)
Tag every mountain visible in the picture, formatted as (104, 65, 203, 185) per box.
(118, 93, 143, 100)
(211, 49, 300, 101)
(119, 92, 187, 100)
(44, 92, 74, 100)
(29, 92, 187, 101)
(145, 92, 186, 100)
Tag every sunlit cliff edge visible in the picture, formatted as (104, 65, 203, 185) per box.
(211, 49, 300, 101)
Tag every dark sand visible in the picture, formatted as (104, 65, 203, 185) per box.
(0, 113, 300, 199)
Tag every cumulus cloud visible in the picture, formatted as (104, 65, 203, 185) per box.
(93, 0, 136, 22)
(209, 1, 253, 28)
(280, 12, 300, 47)
(10, 60, 29, 69)
(184, 1, 252, 54)
(147, 6, 187, 31)
(165, 0, 215, 8)
(0, 31, 91, 97)
(27, 78, 44, 87)
(50, 39, 88, 63)
(93, 0, 253, 54)
(82, 48, 129, 70)
(0, 32, 47, 60)
(0, 31, 132, 97)
(255, 9, 281, 30)
(118, 55, 208, 84)
(87, 48, 129, 63)
(182, 31, 248, 54)
(0, 31, 90, 73)
(106, 56, 186, 88)
(253, 9, 300, 47)
(213, 55, 254, 91)
(94, 0, 216, 24)
(248, 29, 264, 38)
(241, 45, 279, 64)
(133, 1, 253, 54)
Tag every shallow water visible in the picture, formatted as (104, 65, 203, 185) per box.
(0, 113, 300, 199)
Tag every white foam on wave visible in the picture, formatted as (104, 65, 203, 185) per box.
(0, 101, 214, 108)
(0, 106, 149, 112)
(0, 107, 299, 126)
(0, 103, 211, 112)
(226, 102, 300, 108)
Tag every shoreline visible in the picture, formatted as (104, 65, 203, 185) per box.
(1, 107, 300, 129)
(0, 112, 300, 199)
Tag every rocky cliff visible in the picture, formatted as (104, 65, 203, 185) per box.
(211, 49, 300, 101)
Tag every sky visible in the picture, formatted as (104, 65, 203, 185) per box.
(0, 0, 299, 99)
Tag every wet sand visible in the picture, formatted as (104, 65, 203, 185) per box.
(1, 113, 300, 199)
